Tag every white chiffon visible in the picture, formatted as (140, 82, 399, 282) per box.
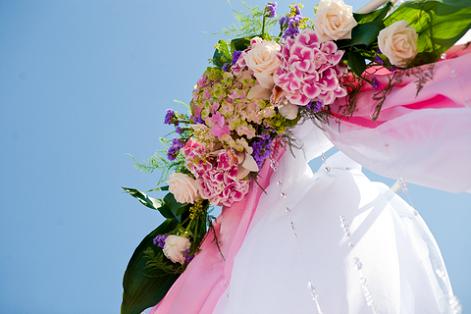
(214, 122, 460, 314)
(323, 108, 471, 194)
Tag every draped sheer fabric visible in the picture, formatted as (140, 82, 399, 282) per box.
(214, 123, 460, 314)
(324, 45, 471, 193)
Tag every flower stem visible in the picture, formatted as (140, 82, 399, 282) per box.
(261, 9, 267, 39)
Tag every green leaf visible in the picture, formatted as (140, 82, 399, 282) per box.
(351, 22, 383, 47)
(122, 188, 188, 221)
(147, 185, 169, 193)
(212, 40, 232, 67)
(338, 2, 391, 49)
(385, 0, 471, 56)
(353, 1, 393, 24)
(408, 51, 441, 67)
(347, 51, 367, 77)
(121, 220, 179, 314)
(230, 37, 251, 52)
(337, 21, 384, 48)
(122, 187, 163, 210)
(162, 192, 188, 222)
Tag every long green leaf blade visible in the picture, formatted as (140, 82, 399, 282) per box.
(121, 220, 179, 314)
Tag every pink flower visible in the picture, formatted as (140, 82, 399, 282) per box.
(232, 52, 247, 75)
(207, 112, 230, 137)
(183, 146, 249, 207)
(182, 140, 206, 160)
(273, 29, 347, 107)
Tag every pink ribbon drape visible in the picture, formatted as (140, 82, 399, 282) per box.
(324, 44, 471, 192)
(151, 148, 284, 314)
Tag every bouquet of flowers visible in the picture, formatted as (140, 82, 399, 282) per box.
(121, 1, 470, 313)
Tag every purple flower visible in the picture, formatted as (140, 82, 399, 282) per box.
(164, 109, 178, 125)
(191, 112, 204, 124)
(279, 16, 288, 28)
(231, 50, 242, 65)
(283, 24, 300, 38)
(374, 55, 384, 65)
(265, 2, 277, 18)
(153, 234, 167, 249)
(371, 78, 380, 90)
(167, 138, 184, 161)
(280, 5, 303, 39)
(251, 133, 274, 168)
(175, 127, 184, 134)
(221, 63, 230, 72)
(307, 100, 323, 113)
(183, 249, 194, 264)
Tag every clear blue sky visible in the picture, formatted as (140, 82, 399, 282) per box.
(0, 1, 469, 313)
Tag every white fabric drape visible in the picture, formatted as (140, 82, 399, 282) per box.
(214, 122, 460, 314)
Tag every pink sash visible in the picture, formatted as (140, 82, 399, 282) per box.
(151, 148, 284, 314)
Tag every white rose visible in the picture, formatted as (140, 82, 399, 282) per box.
(244, 38, 281, 89)
(168, 173, 200, 204)
(314, 0, 358, 42)
(278, 102, 299, 120)
(163, 235, 191, 265)
(378, 20, 418, 68)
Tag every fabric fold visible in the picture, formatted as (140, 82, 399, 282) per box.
(324, 45, 471, 193)
(150, 147, 285, 314)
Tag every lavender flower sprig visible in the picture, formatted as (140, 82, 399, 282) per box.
(279, 4, 305, 39)
(265, 2, 277, 18)
(153, 234, 168, 249)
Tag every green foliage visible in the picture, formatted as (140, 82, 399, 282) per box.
(338, 2, 392, 48)
(211, 37, 252, 69)
(347, 51, 367, 77)
(123, 188, 189, 222)
(121, 190, 198, 314)
(121, 220, 179, 314)
(122, 188, 211, 313)
(385, 0, 471, 57)
(213, 40, 232, 67)
(231, 37, 251, 52)
(353, 2, 393, 25)
(133, 145, 187, 185)
(143, 247, 184, 275)
(349, 22, 383, 47)
(338, 3, 394, 76)
(223, 4, 278, 38)
(122, 187, 163, 210)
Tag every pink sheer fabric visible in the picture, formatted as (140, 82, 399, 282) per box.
(325, 44, 471, 192)
(150, 147, 284, 314)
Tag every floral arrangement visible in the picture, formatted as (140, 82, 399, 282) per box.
(121, 1, 470, 313)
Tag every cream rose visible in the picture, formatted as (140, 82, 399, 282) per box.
(244, 38, 281, 89)
(278, 102, 299, 120)
(314, 0, 358, 42)
(247, 84, 272, 100)
(168, 173, 200, 204)
(378, 20, 418, 67)
(163, 235, 191, 265)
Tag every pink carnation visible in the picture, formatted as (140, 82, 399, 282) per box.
(274, 29, 347, 107)
(182, 140, 207, 160)
(183, 142, 249, 207)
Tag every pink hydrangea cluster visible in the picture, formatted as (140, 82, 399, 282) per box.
(274, 29, 348, 106)
(182, 140, 249, 207)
